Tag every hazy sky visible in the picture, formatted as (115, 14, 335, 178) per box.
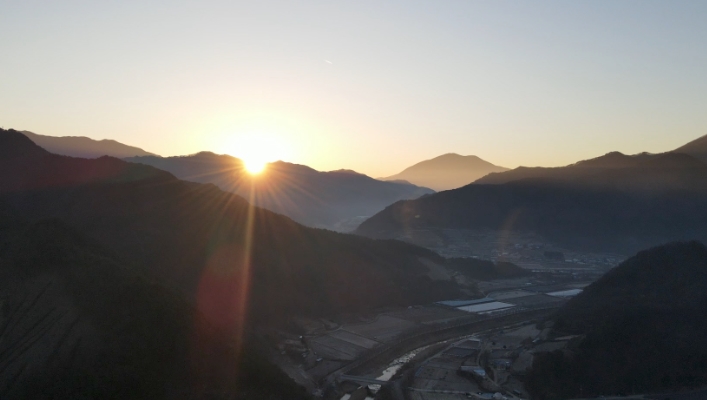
(2, 1, 706, 176)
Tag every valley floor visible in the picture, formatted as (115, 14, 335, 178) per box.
(268, 228, 617, 399)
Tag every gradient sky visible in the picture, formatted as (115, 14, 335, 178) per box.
(2, 1, 706, 177)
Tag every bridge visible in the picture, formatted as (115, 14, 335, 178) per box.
(337, 374, 388, 386)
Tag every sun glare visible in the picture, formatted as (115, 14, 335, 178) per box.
(244, 159, 266, 174)
(222, 132, 293, 176)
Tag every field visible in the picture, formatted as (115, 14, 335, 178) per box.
(328, 330, 380, 349)
(302, 306, 472, 366)
(342, 315, 418, 342)
(387, 306, 471, 325)
(308, 335, 367, 361)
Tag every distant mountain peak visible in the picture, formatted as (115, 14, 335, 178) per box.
(381, 153, 508, 191)
(328, 169, 364, 175)
(435, 153, 478, 159)
(190, 151, 220, 157)
(603, 150, 626, 157)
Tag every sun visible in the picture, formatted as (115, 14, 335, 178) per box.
(244, 158, 267, 175)
(223, 132, 293, 176)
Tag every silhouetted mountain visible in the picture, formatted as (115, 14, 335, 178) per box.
(673, 133, 707, 162)
(0, 219, 308, 399)
(125, 152, 433, 231)
(380, 153, 508, 191)
(1, 129, 457, 325)
(475, 151, 657, 185)
(526, 241, 707, 399)
(23, 130, 157, 158)
(477, 133, 707, 186)
(356, 152, 707, 254)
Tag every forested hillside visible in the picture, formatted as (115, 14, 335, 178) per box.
(0, 219, 308, 399)
(526, 241, 707, 399)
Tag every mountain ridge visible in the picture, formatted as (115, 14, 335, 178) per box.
(22, 130, 157, 158)
(126, 152, 434, 231)
(474, 151, 659, 185)
(356, 151, 707, 254)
